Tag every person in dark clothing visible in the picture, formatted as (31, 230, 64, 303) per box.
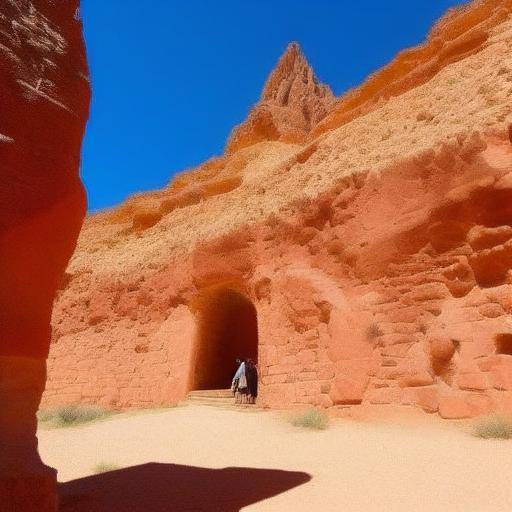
(231, 358, 247, 404)
(245, 358, 258, 404)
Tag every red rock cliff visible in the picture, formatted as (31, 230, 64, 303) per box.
(0, 1, 90, 510)
(44, 0, 512, 423)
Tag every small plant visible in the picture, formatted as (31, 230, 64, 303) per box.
(36, 409, 55, 423)
(38, 405, 111, 427)
(93, 462, 120, 474)
(290, 408, 328, 430)
(57, 405, 108, 425)
(366, 322, 384, 341)
(473, 414, 512, 440)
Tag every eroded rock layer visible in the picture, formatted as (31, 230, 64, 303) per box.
(45, 0, 512, 420)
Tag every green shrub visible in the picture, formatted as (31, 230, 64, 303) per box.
(38, 405, 111, 427)
(93, 462, 120, 474)
(473, 414, 512, 439)
(36, 409, 55, 423)
(290, 408, 329, 430)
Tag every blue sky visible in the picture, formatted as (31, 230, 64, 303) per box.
(81, 0, 467, 212)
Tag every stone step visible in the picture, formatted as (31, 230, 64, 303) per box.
(188, 389, 233, 399)
(184, 389, 258, 410)
(187, 396, 234, 405)
(187, 402, 258, 411)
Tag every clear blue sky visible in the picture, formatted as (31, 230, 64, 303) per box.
(81, 0, 467, 212)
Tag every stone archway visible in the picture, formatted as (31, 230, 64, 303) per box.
(191, 286, 258, 390)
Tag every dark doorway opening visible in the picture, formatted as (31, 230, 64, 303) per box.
(496, 333, 512, 355)
(192, 286, 258, 390)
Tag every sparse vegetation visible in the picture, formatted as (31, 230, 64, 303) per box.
(366, 322, 384, 341)
(290, 408, 329, 430)
(36, 408, 56, 423)
(93, 462, 121, 474)
(37, 405, 112, 428)
(473, 414, 512, 440)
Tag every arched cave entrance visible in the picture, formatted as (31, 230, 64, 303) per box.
(192, 286, 258, 390)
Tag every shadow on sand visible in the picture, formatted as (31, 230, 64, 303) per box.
(59, 462, 311, 511)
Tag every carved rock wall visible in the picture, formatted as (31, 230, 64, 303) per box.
(44, 0, 512, 422)
(44, 133, 512, 420)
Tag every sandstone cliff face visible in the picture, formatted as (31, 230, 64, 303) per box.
(45, 0, 512, 421)
(0, 1, 90, 510)
(226, 42, 335, 154)
(311, 0, 512, 138)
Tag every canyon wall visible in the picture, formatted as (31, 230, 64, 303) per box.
(44, 0, 512, 420)
(0, 1, 90, 510)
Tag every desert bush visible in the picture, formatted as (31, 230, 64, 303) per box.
(366, 322, 384, 341)
(473, 414, 512, 440)
(93, 462, 120, 474)
(36, 409, 55, 423)
(38, 405, 111, 427)
(290, 408, 328, 430)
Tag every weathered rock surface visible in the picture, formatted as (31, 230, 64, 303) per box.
(226, 42, 335, 154)
(45, 0, 512, 422)
(311, 0, 512, 139)
(0, 1, 90, 510)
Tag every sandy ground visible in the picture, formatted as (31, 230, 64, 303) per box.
(39, 405, 512, 512)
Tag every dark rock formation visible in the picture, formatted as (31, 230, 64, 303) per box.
(0, 1, 90, 510)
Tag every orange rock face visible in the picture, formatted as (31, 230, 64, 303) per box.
(0, 1, 90, 510)
(226, 42, 335, 154)
(311, 0, 512, 139)
(45, 0, 512, 423)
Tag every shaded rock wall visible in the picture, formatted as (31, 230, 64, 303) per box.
(0, 1, 90, 510)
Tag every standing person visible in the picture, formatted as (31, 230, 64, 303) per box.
(245, 359, 258, 404)
(231, 358, 247, 404)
